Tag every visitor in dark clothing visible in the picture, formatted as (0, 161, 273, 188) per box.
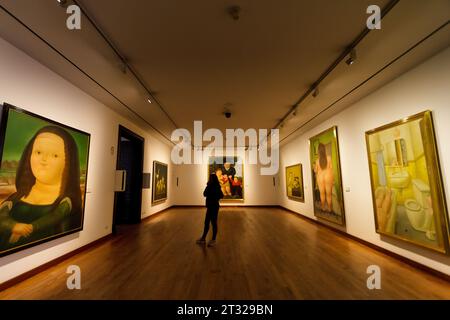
(197, 173, 223, 247)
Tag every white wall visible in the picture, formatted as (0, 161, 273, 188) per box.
(174, 164, 277, 206)
(279, 47, 450, 275)
(173, 149, 278, 206)
(0, 37, 174, 283)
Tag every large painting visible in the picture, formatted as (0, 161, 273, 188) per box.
(285, 164, 304, 202)
(208, 156, 244, 200)
(366, 111, 449, 253)
(309, 126, 345, 225)
(152, 161, 168, 203)
(0, 103, 90, 256)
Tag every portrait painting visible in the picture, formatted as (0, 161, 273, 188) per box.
(152, 161, 168, 203)
(309, 126, 345, 225)
(208, 156, 244, 201)
(0, 103, 90, 256)
(366, 111, 449, 253)
(285, 164, 304, 202)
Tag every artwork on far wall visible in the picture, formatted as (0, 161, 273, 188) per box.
(366, 111, 450, 254)
(285, 164, 304, 202)
(0, 103, 90, 257)
(309, 126, 346, 225)
(152, 161, 168, 204)
(208, 156, 244, 201)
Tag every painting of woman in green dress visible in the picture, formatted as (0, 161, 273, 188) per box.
(0, 104, 90, 256)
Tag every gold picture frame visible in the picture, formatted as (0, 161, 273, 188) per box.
(285, 164, 304, 202)
(309, 126, 346, 226)
(365, 110, 449, 254)
(152, 161, 168, 204)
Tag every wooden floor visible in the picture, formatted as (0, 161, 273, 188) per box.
(1, 207, 449, 300)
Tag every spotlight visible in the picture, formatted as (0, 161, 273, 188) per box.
(147, 98, 152, 104)
(292, 108, 297, 117)
(346, 48, 357, 66)
(312, 87, 319, 98)
(57, 0, 67, 6)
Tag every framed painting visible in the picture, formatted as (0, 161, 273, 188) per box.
(0, 103, 90, 257)
(208, 156, 244, 201)
(285, 164, 304, 202)
(366, 110, 449, 253)
(152, 161, 168, 204)
(309, 126, 345, 225)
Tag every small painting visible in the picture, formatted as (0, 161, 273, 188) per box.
(285, 164, 304, 202)
(152, 161, 168, 203)
(0, 103, 90, 256)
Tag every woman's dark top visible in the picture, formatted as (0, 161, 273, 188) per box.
(203, 184, 224, 207)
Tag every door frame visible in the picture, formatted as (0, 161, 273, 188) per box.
(112, 125, 145, 233)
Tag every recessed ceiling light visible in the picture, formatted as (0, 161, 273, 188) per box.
(147, 98, 152, 104)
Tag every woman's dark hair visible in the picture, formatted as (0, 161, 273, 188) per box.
(318, 143, 327, 170)
(208, 173, 220, 187)
(12, 126, 82, 220)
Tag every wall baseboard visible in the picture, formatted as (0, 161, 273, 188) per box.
(278, 205, 450, 282)
(0, 233, 113, 292)
(141, 205, 174, 222)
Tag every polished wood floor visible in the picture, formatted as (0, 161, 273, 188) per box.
(1, 207, 449, 299)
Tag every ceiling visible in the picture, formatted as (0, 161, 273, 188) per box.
(0, 0, 448, 147)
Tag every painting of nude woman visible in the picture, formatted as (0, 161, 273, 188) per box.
(0, 104, 90, 257)
(309, 126, 345, 225)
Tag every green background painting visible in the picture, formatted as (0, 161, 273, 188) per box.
(309, 126, 345, 225)
(0, 107, 90, 204)
(1, 109, 89, 170)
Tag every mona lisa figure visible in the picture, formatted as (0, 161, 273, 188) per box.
(0, 126, 83, 252)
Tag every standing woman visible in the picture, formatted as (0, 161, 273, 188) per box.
(197, 172, 224, 247)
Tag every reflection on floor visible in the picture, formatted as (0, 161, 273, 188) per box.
(396, 206, 437, 245)
(0, 207, 449, 299)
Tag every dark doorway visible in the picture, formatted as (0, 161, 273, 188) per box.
(113, 125, 144, 232)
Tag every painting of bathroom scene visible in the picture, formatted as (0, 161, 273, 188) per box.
(208, 156, 244, 200)
(366, 111, 449, 253)
(309, 126, 345, 225)
(0, 103, 90, 257)
(285, 164, 304, 202)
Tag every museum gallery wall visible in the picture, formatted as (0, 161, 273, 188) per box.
(279, 48, 450, 274)
(285, 164, 304, 202)
(0, 104, 90, 257)
(0, 36, 174, 284)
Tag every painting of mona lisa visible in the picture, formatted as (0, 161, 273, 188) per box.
(0, 103, 90, 256)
